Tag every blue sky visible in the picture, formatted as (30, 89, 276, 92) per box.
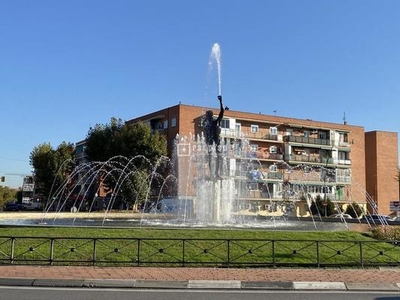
(1, 0, 400, 188)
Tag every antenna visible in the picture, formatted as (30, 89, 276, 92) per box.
(343, 112, 347, 125)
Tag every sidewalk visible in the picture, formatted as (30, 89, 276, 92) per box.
(0, 265, 400, 290)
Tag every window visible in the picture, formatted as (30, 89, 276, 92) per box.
(338, 151, 349, 160)
(221, 119, 230, 129)
(284, 167, 292, 173)
(337, 169, 351, 177)
(250, 144, 258, 158)
(250, 144, 258, 152)
(171, 118, 177, 127)
(251, 125, 259, 133)
(163, 120, 168, 129)
(269, 165, 277, 172)
(269, 127, 277, 135)
(235, 123, 241, 137)
(303, 131, 310, 137)
(234, 143, 242, 156)
(270, 146, 277, 153)
(339, 132, 349, 143)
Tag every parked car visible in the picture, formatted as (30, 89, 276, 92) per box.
(330, 213, 353, 219)
(392, 216, 400, 222)
(3, 201, 23, 211)
(22, 201, 43, 211)
(364, 214, 392, 223)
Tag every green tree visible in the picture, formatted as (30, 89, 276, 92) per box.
(86, 118, 166, 164)
(0, 186, 18, 209)
(345, 202, 363, 218)
(30, 142, 75, 202)
(85, 118, 167, 209)
(85, 118, 124, 162)
(310, 195, 335, 217)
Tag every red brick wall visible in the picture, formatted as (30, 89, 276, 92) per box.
(127, 104, 399, 211)
(365, 131, 399, 215)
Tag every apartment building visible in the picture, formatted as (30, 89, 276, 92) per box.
(127, 103, 398, 216)
(365, 131, 399, 215)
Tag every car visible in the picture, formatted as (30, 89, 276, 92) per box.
(22, 201, 43, 211)
(391, 216, 400, 222)
(3, 201, 23, 211)
(330, 213, 353, 219)
(364, 214, 392, 223)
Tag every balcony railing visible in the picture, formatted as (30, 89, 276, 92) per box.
(244, 132, 279, 141)
(265, 172, 283, 180)
(334, 159, 352, 165)
(220, 130, 281, 141)
(286, 155, 334, 164)
(283, 135, 331, 146)
(336, 176, 352, 183)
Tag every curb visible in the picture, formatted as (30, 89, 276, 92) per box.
(0, 278, 399, 291)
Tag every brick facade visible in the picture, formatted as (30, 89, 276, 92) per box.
(365, 131, 399, 215)
(127, 103, 398, 216)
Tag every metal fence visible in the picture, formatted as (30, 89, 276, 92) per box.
(0, 236, 399, 268)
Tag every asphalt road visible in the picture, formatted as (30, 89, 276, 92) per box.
(0, 286, 399, 300)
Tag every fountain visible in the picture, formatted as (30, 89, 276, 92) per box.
(0, 44, 384, 231)
(0, 130, 378, 230)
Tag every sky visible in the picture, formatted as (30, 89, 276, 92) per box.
(1, 0, 400, 188)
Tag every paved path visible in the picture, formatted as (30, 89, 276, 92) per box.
(0, 266, 400, 291)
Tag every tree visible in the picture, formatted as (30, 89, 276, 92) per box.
(310, 195, 335, 217)
(30, 142, 75, 202)
(85, 118, 168, 209)
(345, 202, 363, 218)
(85, 118, 167, 164)
(0, 186, 19, 209)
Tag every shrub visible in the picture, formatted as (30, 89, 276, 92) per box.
(345, 202, 363, 218)
(371, 226, 400, 240)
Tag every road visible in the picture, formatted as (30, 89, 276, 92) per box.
(0, 286, 399, 300)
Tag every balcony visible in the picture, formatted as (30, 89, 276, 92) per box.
(220, 130, 281, 142)
(335, 159, 351, 165)
(338, 141, 350, 147)
(264, 172, 283, 180)
(220, 128, 243, 138)
(245, 132, 279, 141)
(22, 183, 34, 192)
(336, 176, 352, 183)
(259, 152, 284, 160)
(286, 155, 334, 164)
(231, 149, 283, 161)
(283, 135, 331, 146)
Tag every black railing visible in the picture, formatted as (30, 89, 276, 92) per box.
(283, 135, 331, 146)
(0, 236, 399, 268)
(286, 155, 334, 164)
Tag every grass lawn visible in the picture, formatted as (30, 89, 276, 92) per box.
(1, 226, 398, 267)
(0, 226, 371, 239)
